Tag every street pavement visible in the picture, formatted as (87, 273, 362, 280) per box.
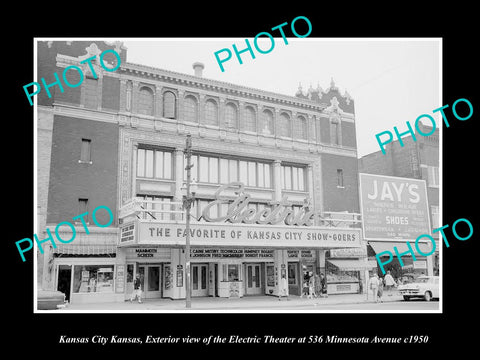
(55, 289, 440, 312)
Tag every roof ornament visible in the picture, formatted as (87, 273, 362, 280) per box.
(344, 89, 352, 105)
(295, 82, 305, 97)
(330, 77, 338, 91)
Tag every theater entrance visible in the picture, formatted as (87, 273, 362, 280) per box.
(245, 263, 262, 295)
(138, 265, 162, 299)
(192, 263, 208, 297)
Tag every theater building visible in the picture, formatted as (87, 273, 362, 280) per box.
(37, 40, 370, 304)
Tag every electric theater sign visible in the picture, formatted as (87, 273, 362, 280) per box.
(129, 182, 361, 249)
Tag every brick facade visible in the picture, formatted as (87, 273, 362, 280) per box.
(47, 115, 118, 226)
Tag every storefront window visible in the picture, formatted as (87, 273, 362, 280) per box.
(73, 265, 114, 293)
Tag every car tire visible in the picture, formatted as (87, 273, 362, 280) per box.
(403, 296, 410, 301)
(424, 291, 432, 301)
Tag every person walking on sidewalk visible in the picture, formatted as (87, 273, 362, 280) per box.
(308, 272, 315, 299)
(320, 273, 328, 298)
(377, 276, 384, 302)
(130, 273, 143, 303)
(368, 274, 379, 303)
(384, 271, 395, 294)
(279, 273, 289, 301)
(301, 271, 310, 298)
(314, 273, 321, 298)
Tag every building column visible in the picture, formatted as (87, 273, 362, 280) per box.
(198, 94, 205, 125)
(273, 108, 279, 137)
(273, 160, 282, 201)
(218, 97, 226, 129)
(238, 101, 245, 132)
(274, 249, 289, 297)
(257, 105, 263, 134)
(119, 79, 127, 112)
(155, 85, 163, 118)
(307, 164, 314, 207)
(177, 90, 184, 121)
(169, 248, 186, 299)
(131, 81, 139, 114)
(131, 142, 138, 201)
(307, 114, 315, 143)
(313, 158, 324, 216)
(291, 111, 297, 139)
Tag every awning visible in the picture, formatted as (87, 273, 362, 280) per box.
(53, 244, 117, 256)
(368, 241, 433, 257)
(326, 259, 373, 271)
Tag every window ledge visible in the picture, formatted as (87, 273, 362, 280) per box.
(74, 221, 90, 226)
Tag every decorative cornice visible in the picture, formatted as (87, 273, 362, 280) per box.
(120, 62, 327, 112)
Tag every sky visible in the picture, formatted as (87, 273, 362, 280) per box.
(121, 38, 441, 158)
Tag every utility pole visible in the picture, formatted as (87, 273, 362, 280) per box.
(184, 134, 193, 309)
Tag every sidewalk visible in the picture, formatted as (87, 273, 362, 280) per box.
(58, 290, 403, 311)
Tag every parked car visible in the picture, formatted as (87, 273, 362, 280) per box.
(398, 276, 439, 301)
(37, 290, 67, 310)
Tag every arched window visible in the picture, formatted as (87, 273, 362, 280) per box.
(163, 91, 176, 119)
(244, 106, 256, 132)
(278, 113, 291, 137)
(225, 103, 237, 129)
(138, 87, 154, 116)
(294, 115, 307, 140)
(184, 95, 198, 122)
(261, 109, 274, 135)
(204, 99, 219, 126)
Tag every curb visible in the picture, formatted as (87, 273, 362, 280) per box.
(59, 293, 405, 311)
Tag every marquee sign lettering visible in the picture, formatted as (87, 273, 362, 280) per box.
(202, 182, 320, 226)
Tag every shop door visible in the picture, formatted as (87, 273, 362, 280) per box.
(288, 262, 300, 296)
(57, 265, 72, 301)
(139, 265, 162, 299)
(246, 264, 262, 295)
(191, 264, 208, 297)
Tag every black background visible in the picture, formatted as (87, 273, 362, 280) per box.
(7, 4, 477, 355)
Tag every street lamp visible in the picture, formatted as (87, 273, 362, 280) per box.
(181, 134, 197, 308)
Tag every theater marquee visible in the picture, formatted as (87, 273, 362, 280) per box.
(118, 182, 363, 249)
(132, 222, 362, 249)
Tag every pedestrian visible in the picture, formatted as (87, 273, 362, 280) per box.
(377, 276, 384, 302)
(320, 273, 328, 298)
(130, 273, 143, 303)
(301, 271, 310, 298)
(308, 271, 315, 299)
(368, 274, 379, 303)
(314, 273, 321, 298)
(384, 270, 395, 294)
(279, 273, 289, 301)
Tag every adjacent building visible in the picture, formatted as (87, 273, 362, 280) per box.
(358, 123, 440, 278)
(37, 40, 371, 304)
